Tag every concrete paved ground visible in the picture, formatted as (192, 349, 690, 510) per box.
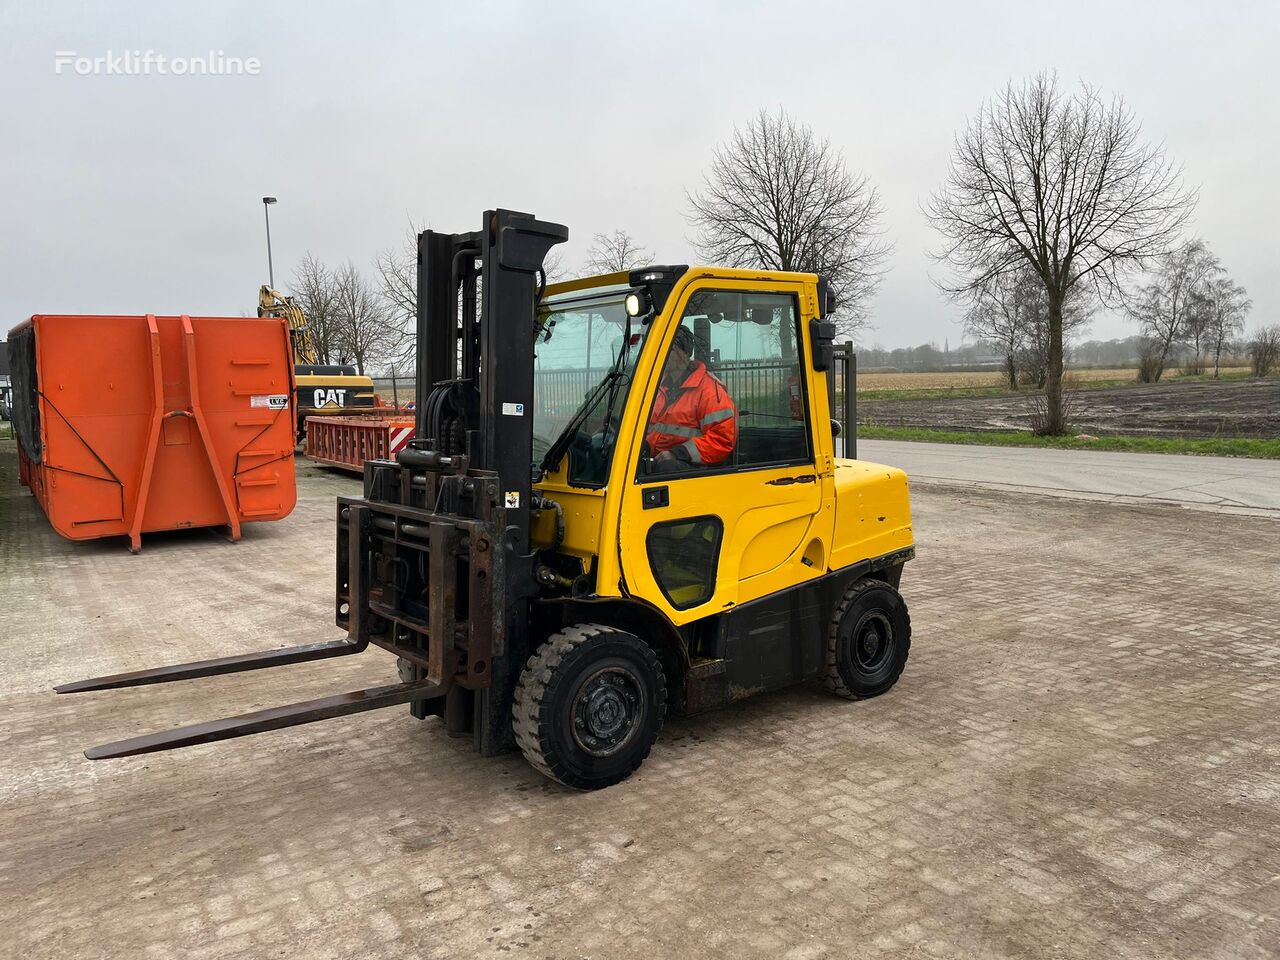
(852, 439, 1280, 517)
(2, 447, 1278, 959)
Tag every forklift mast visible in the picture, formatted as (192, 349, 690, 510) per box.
(57, 209, 569, 760)
(414, 210, 569, 553)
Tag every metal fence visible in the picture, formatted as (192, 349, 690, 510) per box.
(370, 376, 415, 408)
(369, 348, 858, 457)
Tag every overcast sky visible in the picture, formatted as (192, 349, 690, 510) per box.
(2, 1, 1276, 352)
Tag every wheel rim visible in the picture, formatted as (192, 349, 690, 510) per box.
(571, 666, 644, 757)
(852, 611, 894, 675)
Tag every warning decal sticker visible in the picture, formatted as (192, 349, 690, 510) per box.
(250, 394, 290, 409)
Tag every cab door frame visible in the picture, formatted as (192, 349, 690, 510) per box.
(613, 273, 837, 627)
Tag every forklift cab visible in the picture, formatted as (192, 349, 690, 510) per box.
(527, 264, 913, 782)
(533, 267, 885, 628)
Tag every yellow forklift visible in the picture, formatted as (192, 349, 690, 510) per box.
(257, 286, 378, 437)
(59, 210, 914, 790)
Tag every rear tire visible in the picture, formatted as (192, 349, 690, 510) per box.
(823, 578, 911, 699)
(513, 623, 666, 790)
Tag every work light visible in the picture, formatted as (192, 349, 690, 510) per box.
(624, 289, 651, 317)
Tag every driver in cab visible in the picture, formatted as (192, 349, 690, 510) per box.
(646, 325, 737, 473)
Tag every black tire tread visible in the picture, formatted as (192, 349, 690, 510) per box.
(512, 623, 666, 788)
(822, 578, 911, 700)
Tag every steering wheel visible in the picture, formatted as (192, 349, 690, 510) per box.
(588, 423, 621, 475)
(570, 429, 593, 465)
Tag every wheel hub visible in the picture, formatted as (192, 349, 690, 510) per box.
(853, 612, 893, 673)
(572, 668, 641, 756)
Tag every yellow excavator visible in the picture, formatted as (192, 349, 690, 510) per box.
(257, 285, 377, 438)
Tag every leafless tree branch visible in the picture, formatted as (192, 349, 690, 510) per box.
(582, 230, 653, 274)
(962, 265, 1092, 389)
(333, 260, 399, 375)
(1126, 239, 1218, 381)
(289, 253, 345, 366)
(687, 108, 891, 337)
(373, 218, 424, 371)
(927, 73, 1197, 432)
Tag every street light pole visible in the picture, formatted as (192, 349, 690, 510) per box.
(262, 196, 278, 289)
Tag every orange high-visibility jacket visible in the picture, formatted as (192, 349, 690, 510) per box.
(646, 360, 737, 466)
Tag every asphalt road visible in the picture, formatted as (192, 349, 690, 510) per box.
(853, 439, 1280, 517)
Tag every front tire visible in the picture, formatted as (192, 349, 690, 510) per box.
(513, 623, 666, 790)
(823, 578, 911, 699)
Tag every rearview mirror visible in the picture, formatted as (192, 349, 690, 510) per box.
(816, 276, 836, 317)
(810, 319, 836, 371)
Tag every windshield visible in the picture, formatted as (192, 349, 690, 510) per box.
(534, 288, 646, 486)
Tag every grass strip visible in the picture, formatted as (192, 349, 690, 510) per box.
(857, 426, 1280, 459)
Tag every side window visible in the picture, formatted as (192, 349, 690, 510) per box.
(640, 290, 810, 477)
(647, 517, 723, 609)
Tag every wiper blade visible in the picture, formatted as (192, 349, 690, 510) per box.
(538, 368, 623, 476)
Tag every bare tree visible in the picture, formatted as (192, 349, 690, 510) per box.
(582, 230, 653, 274)
(1248, 325, 1280, 377)
(962, 265, 1091, 389)
(289, 253, 346, 365)
(333, 260, 398, 375)
(1016, 283, 1093, 389)
(927, 73, 1196, 433)
(687, 108, 890, 335)
(1202, 274, 1252, 378)
(962, 270, 1033, 389)
(374, 219, 423, 370)
(541, 249, 570, 284)
(1180, 288, 1213, 375)
(1127, 240, 1217, 382)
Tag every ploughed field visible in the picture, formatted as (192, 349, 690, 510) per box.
(855, 367, 1252, 391)
(859, 377, 1280, 439)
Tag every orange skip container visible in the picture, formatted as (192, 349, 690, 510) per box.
(7, 314, 297, 551)
(304, 414, 416, 473)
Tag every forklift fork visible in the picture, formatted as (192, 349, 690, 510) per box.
(54, 638, 365, 693)
(55, 637, 444, 759)
(80, 677, 444, 759)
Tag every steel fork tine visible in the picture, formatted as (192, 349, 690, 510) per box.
(83, 677, 445, 759)
(55, 639, 365, 694)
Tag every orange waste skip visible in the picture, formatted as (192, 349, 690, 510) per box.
(304, 414, 416, 473)
(7, 314, 298, 551)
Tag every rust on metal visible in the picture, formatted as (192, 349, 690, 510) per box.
(54, 639, 364, 694)
(463, 527, 495, 688)
(59, 455, 506, 758)
(428, 520, 459, 682)
(83, 677, 445, 759)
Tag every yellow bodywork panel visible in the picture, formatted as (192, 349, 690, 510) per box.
(294, 373, 376, 393)
(294, 373, 377, 410)
(534, 266, 913, 626)
(533, 459, 605, 568)
(829, 459, 914, 572)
